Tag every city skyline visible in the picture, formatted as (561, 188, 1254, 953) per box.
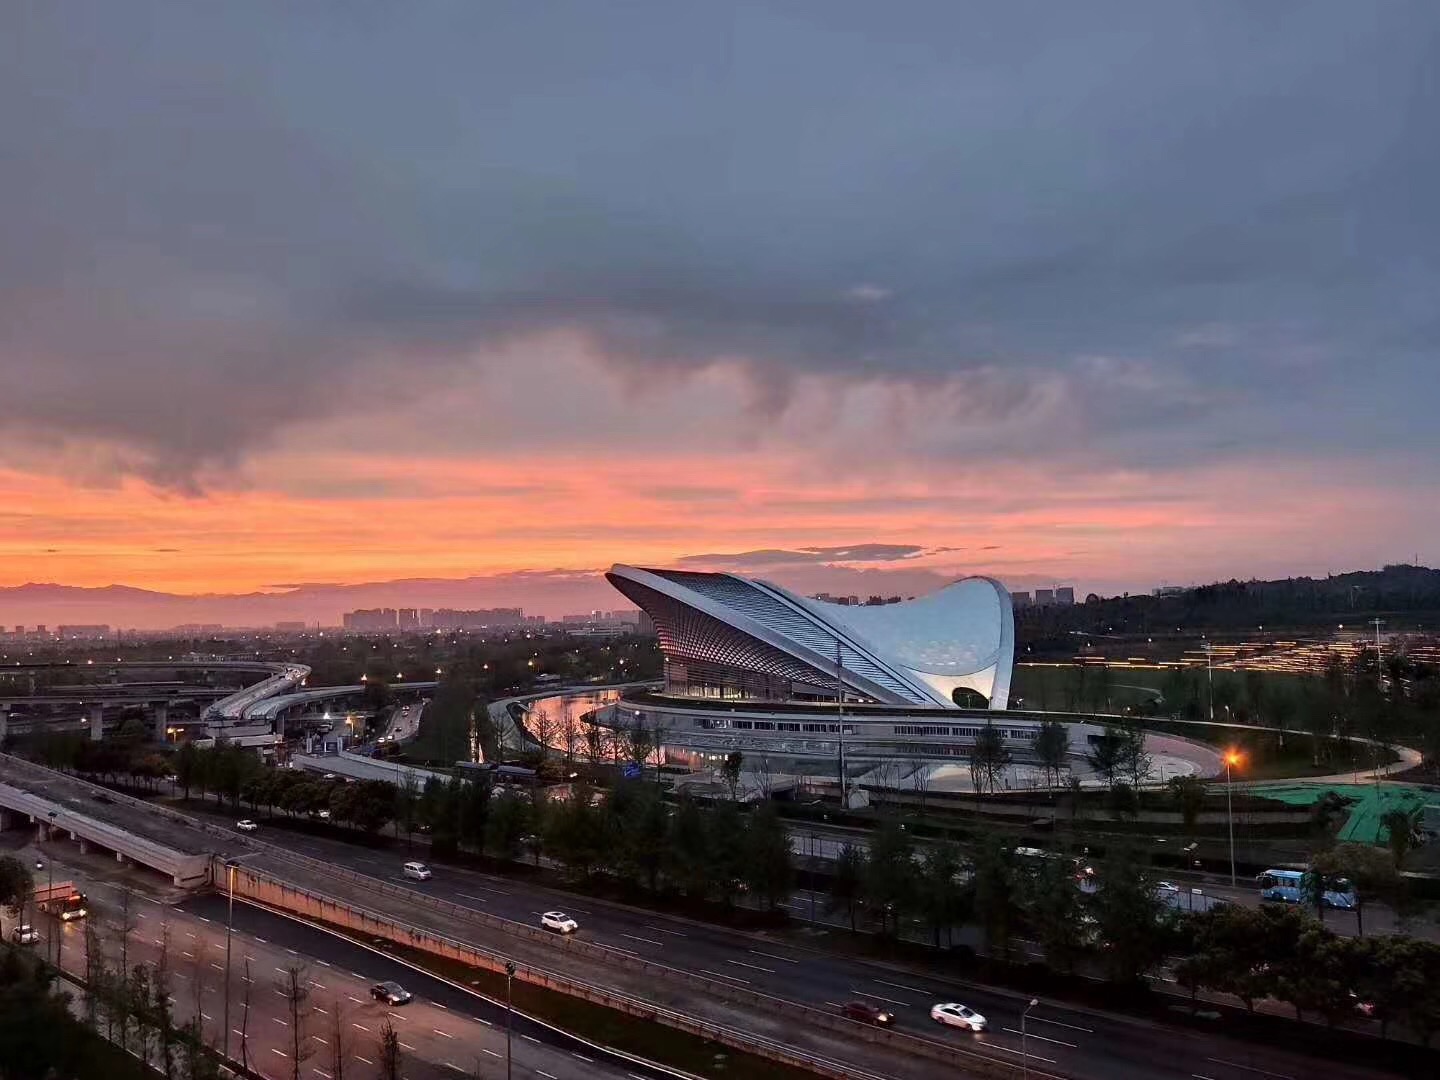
(4, 4, 1438, 616)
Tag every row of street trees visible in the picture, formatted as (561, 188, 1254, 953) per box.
(1175, 904, 1440, 1043)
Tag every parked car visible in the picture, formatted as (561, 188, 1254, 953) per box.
(370, 981, 412, 1005)
(235, 820, 258, 833)
(930, 1003, 987, 1032)
(541, 911, 578, 934)
(402, 862, 432, 881)
(11, 924, 38, 945)
(840, 1001, 895, 1026)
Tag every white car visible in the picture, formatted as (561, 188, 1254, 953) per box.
(402, 861, 432, 881)
(11, 924, 38, 945)
(236, 819, 258, 833)
(541, 911, 578, 934)
(931, 1002, 987, 1032)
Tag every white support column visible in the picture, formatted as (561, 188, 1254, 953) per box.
(153, 702, 170, 743)
(88, 703, 104, 741)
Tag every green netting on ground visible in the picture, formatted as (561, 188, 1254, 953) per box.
(1252, 783, 1429, 844)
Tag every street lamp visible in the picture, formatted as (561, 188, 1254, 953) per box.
(505, 960, 516, 1080)
(1224, 750, 1242, 888)
(1022, 998, 1039, 1080)
(222, 853, 263, 1063)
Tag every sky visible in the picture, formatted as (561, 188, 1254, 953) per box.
(2, 2, 1438, 617)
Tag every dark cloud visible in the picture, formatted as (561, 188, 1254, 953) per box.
(2, 2, 1438, 486)
(677, 544, 932, 568)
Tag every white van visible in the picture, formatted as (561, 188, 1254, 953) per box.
(402, 861, 432, 881)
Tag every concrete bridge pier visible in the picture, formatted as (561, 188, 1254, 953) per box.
(153, 702, 169, 743)
(88, 703, 104, 741)
(0, 705, 8, 742)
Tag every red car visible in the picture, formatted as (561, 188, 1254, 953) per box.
(841, 1001, 895, 1026)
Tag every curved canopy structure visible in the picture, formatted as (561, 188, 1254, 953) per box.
(606, 565, 1013, 709)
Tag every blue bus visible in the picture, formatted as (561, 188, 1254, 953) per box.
(1258, 868, 1357, 910)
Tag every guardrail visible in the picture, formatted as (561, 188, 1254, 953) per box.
(226, 859, 906, 1080)
(232, 846, 1022, 1079)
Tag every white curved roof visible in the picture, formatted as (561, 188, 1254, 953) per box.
(606, 565, 1014, 709)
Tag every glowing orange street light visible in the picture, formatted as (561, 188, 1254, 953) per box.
(1223, 748, 1242, 887)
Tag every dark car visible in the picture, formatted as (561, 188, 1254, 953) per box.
(370, 981, 412, 1005)
(841, 1001, 895, 1026)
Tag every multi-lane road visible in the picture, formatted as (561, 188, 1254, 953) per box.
(4, 848, 679, 1080)
(241, 822, 1398, 1080)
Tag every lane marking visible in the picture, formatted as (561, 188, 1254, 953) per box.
(210, 963, 224, 971)
(700, 968, 749, 985)
(482, 1048, 501, 1057)
(347, 995, 364, 1004)
(387, 1011, 407, 1022)
(1030, 1015, 1094, 1034)
(354, 1057, 373, 1066)
(314, 1007, 328, 1016)
(270, 1048, 288, 1058)
(748, 949, 798, 964)
(521, 1034, 540, 1044)
(434, 1029, 453, 1039)
(182, 951, 196, 959)
(572, 1052, 593, 1063)
(198, 916, 210, 923)
(399, 1041, 416, 1051)
(976, 1042, 1057, 1065)
(473, 1017, 493, 1027)
(1003, 1027, 1076, 1048)
(434, 1002, 448, 1010)
(316, 960, 331, 967)
(254, 937, 267, 944)
(456, 893, 488, 904)
(724, 959, 774, 974)
(313, 1071, 331, 1079)
(1205, 1061, 1294, 1080)
(537, 1071, 557, 1079)
(621, 933, 663, 946)
(644, 924, 686, 937)
(187, 933, 198, 940)
(850, 988, 911, 1007)
(446, 1066, 465, 1074)
(351, 1023, 371, 1033)
(273, 1018, 289, 1026)
(873, 978, 929, 994)
(312, 1035, 328, 1044)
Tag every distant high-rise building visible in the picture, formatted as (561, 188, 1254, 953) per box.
(1056, 587, 1075, 605)
(58, 624, 110, 639)
(397, 608, 419, 630)
(343, 608, 399, 631)
(274, 621, 307, 632)
(1034, 588, 1055, 605)
(1012, 591, 1031, 606)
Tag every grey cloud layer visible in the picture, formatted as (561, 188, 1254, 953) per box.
(2, 2, 1438, 485)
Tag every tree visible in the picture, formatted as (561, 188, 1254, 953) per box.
(741, 804, 794, 910)
(1276, 929, 1360, 1025)
(610, 780, 668, 893)
(862, 821, 917, 936)
(665, 794, 715, 900)
(0, 947, 90, 1080)
(914, 841, 968, 948)
(1116, 723, 1152, 788)
(277, 965, 314, 1080)
(395, 771, 422, 848)
(1166, 775, 1207, 835)
(968, 723, 1011, 794)
(1090, 847, 1173, 984)
(1023, 856, 1086, 973)
(328, 999, 350, 1080)
(1086, 728, 1125, 789)
(484, 791, 531, 860)
(1311, 843, 1402, 937)
(0, 855, 32, 913)
(971, 838, 1018, 958)
(1380, 807, 1420, 870)
(828, 843, 865, 932)
(378, 1019, 401, 1080)
(1034, 720, 1070, 790)
(175, 741, 200, 800)
(720, 751, 744, 801)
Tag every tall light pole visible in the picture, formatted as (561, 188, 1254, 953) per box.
(221, 852, 262, 1063)
(1204, 641, 1215, 724)
(834, 641, 847, 809)
(505, 960, 516, 1080)
(1022, 998, 1038, 1080)
(1224, 750, 1241, 888)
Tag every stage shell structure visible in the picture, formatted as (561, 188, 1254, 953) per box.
(605, 565, 1015, 710)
